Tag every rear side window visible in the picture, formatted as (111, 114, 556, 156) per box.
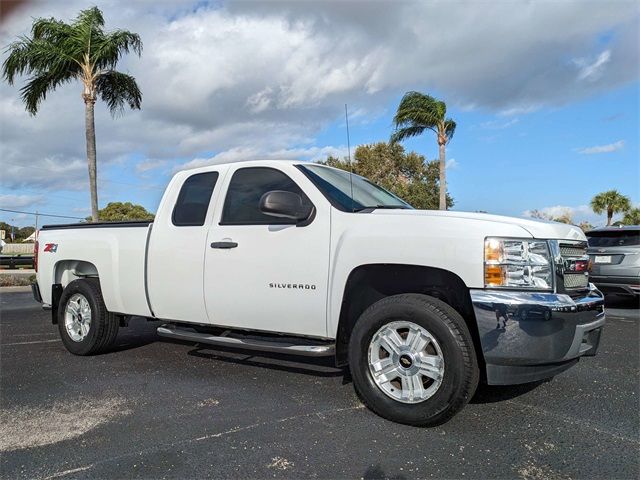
(172, 172, 219, 226)
(587, 231, 640, 247)
(221, 167, 312, 225)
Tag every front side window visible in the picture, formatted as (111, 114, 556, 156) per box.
(172, 172, 219, 226)
(221, 167, 312, 225)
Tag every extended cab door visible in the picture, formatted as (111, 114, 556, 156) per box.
(147, 167, 226, 322)
(203, 165, 330, 338)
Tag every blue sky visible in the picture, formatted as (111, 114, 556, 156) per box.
(1, 0, 638, 227)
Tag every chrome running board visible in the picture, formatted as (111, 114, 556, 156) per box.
(157, 325, 335, 357)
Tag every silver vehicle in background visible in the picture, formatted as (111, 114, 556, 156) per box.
(586, 226, 640, 299)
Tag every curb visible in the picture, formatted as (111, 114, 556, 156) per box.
(0, 286, 32, 293)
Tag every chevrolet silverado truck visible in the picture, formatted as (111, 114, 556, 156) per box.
(32, 160, 605, 426)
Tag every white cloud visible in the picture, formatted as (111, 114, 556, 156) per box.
(446, 158, 459, 169)
(0, 0, 638, 197)
(575, 50, 611, 81)
(0, 194, 43, 210)
(523, 204, 606, 226)
(177, 144, 347, 171)
(135, 159, 168, 173)
(577, 140, 625, 154)
(480, 118, 519, 129)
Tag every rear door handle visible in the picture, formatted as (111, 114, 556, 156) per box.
(210, 241, 238, 249)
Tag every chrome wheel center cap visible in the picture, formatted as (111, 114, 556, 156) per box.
(368, 321, 445, 404)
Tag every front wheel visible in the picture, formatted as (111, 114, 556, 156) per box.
(58, 278, 119, 355)
(348, 294, 479, 426)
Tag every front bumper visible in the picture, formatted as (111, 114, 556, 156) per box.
(470, 284, 605, 385)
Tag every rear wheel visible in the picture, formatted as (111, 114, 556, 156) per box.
(348, 293, 479, 426)
(58, 278, 119, 355)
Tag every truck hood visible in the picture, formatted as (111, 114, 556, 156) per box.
(371, 209, 586, 241)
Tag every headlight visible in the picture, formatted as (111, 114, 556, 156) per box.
(484, 238, 553, 290)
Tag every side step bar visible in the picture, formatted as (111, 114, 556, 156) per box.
(157, 325, 335, 357)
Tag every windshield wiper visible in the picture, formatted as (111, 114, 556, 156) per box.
(353, 205, 408, 212)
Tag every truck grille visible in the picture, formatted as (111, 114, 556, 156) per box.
(560, 245, 587, 258)
(558, 241, 589, 291)
(564, 273, 589, 289)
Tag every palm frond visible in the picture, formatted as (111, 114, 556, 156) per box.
(74, 6, 105, 29)
(3, 6, 142, 117)
(390, 125, 427, 143)
(20, 72, 72, 115)
(96, 70, 142, 116)
(92, 30, 142, 70)
(444, 118, 457, 143)
(392, 91, 444, 141)
(32, 17, 72, 41)
(591, 190, 631, 214)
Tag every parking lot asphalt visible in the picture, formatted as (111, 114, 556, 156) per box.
(1, 289, 638, 480)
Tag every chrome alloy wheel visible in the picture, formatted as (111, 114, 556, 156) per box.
(368, 321, 445, 404)
(64, 293, 92, 342)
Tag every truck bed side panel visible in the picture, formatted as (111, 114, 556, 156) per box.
(36, 225, 152, 317)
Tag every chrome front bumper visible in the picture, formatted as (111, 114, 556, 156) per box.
(470, 284, 605, 385)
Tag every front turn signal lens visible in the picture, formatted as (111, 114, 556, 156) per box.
(485, 265, 505, 286)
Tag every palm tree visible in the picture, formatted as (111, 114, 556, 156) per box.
(590, 190, 631, 226)
(621, 207, 640, 226)
(391, 92, 456, 210)
(3, 7, 142, 221)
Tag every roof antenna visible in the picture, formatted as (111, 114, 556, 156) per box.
(345, 104, 355, 212)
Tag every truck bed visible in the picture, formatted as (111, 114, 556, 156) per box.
(36, 221, 153, 317)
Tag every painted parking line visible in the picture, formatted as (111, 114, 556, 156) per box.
(2, 339, 60, 346)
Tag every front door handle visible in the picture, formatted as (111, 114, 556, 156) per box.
(210, 241, 238, 249)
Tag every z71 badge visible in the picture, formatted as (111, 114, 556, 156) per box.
(43, 243, 58, 253)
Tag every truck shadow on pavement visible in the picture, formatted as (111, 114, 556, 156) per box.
(470, 380, 548, 404)
(108, 318, 552, 399)
(109, 319, 549, 399)
(108, 317, 163, 353)
(186, 346, 350, 381)
(363, 465, 406, 480)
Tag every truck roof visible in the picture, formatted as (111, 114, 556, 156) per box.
(180, 159, 308, 174)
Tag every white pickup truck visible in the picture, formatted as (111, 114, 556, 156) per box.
(33, 160, 605, 426)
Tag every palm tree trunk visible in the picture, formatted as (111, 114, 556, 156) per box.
(607, 208, 612, 226)
(438, 142, 447, 210)
(85, 100, 99, 221)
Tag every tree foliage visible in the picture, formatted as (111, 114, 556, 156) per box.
(621, 207, 640, 225)
(578, 221, 594, 232)
(2, 6, 142, 115)
(590, 190, 631, 226)
(0, 222, 35, 242)
(391, 92, 456, 145)
(88, 202, 154, 222)
(322, 142, 453, 210)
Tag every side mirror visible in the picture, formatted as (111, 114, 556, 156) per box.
(259, 190, 313, 223)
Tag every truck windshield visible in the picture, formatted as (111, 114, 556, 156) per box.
(297, 164, 412, 212)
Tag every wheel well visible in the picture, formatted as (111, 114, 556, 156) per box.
(335, 264, 483, 371)
(51, 260, 99, 325)
(54, 260, 99, 288)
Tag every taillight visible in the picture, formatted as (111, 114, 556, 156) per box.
(34, 240, 39, 272)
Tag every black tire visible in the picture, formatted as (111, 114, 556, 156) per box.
(57, 278, 119, 355)
(348, 293, 479, 427)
